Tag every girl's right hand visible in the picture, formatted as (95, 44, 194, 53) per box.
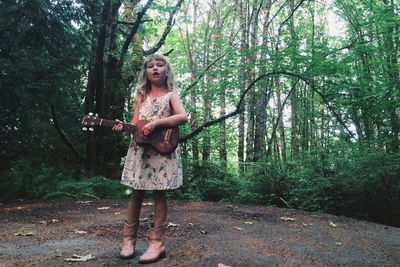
(112, 119, 124, 132)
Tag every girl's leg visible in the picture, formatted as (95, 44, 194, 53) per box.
(127, 190, 145, 224)
(139, 190, 167, 264)
(120, 190, 145, 259)
(153, 190, 167, 225)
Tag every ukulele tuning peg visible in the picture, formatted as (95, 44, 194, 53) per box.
(89, 127, 94, 131)
(89, 112, 93, 116)
(82, 127, 88, 131)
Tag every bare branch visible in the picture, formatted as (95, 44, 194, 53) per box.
(180, 71, 356, 142)
(163, 49, 174, 56)
(144, 0, 185, 55)
(181, 43, 239, 96)
(266, 79, 299, 156)
(279, 0, 307, 28)
(118, 0, 154, 68)
(50, 104, 85, 161)
(115, 19, 152, 25)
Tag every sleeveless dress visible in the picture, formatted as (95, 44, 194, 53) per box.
(121, 92, 183, 190)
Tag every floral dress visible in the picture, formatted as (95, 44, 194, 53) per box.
(121, 92, 183, 190)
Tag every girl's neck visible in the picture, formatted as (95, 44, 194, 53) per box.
(148, 86, 167, 97)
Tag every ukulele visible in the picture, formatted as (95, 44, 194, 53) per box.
(81, 113, 179, 154)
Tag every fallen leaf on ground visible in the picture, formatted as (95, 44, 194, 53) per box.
(140, 217, 149, 222)
(329, 221, 338, 227)
(245, 221, 254, 225)
(97, 207, 110, 210)
(218, 264, 232, 267)
(200, 230, 208, 234)
(302, 223, 313, 227)
(52, 219, 59, 223)
(166, 222, 179, 229)
(280, 217, 296, 222)
(143, 202, 153, 206)
(114, 212, 121, 215)
(233, 227, 243, 231)
(38, 221, 48, 225)
(74, 230, 87, 234)
(76, 201, 92, 204)
(335, 242, 343, 246)
(188, 223, 194, 226)
(64, 254, 95, 262)
(55, 249, 62, 257)
(14, 230, 34, 236)
(227, 205, 238, 209)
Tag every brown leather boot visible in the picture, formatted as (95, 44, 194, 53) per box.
(138, 222, 167, 264)
(119, 220, 139, 259)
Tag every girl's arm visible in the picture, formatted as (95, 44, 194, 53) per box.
(142, 93, 187, 133)
(112, 98, 141, 132)
(131, 98, 141, 125)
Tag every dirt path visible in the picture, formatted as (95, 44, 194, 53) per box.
(0, 199, 399, 266)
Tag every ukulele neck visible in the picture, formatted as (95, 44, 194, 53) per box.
(99, 118, 137, 133)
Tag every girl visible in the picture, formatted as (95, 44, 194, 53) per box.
(112, 54, 187, 263)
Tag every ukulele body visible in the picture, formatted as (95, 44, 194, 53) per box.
(133, 120, 179, 154)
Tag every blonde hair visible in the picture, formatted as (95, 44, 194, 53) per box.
(135, 54, 175, 105)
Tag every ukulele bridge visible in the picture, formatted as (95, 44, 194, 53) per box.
(164, 128, 173, 144)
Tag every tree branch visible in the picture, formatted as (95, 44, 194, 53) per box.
(115, 19, 152, 25)
(182, 48, 233, 96)
(279, 0, 307, 28)
(180, 71, 356, 142)
(50, 104, 85, 161)
(118, 0, 154, 68)
(266, 79, 299, 156)
(144, 0, 185, 55)
(163, 49, 174, 56)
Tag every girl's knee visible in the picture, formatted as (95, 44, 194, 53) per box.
(153, 190, 166, 200)
(131, 190, 145, 199)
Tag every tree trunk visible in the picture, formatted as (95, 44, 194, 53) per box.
(186, 0, 199, 160)
(238, 0, 248, 172)
(288, 4, 299, 160)
(84, 0, 111, 177)
(202, 8, 212, 162)
(276, 83, 286, 162)
(254, 0, 271, 162)
(245, 0, 262, 163)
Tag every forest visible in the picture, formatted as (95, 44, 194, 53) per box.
(1, 0, 399, 227)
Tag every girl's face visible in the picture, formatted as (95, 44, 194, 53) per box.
(146, 59, 167, 87)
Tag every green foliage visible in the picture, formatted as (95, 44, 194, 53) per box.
(0, 0, 89, 180)
(0, 159, 75, 200)
(286, 145, 400, 226)
(331, 149, 400, 225)
(241, 160, 287, 206)
(180, 158, 241, 202)
(0, 159, 127, 201)
(44, 176, 128, 200)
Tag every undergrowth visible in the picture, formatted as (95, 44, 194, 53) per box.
(1, 145, 399, 227)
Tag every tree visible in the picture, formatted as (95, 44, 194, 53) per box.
(83, 0, 184, 178)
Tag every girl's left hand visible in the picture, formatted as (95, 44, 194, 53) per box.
(142, 121, 156, 135)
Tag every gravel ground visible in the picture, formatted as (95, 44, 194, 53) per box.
(0, 199, 399, 266)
